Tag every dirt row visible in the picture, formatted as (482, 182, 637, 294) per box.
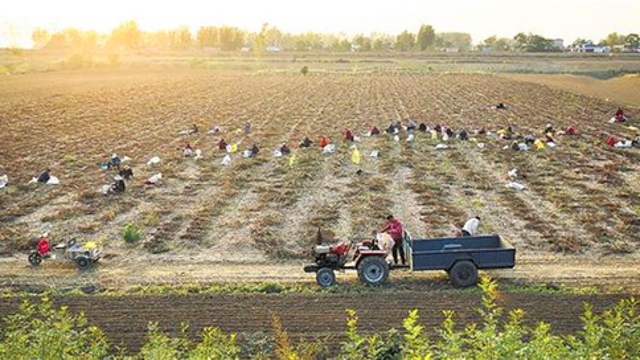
(0, 290, 629, 353)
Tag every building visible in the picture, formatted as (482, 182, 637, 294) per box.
(573, 44, 610, 53)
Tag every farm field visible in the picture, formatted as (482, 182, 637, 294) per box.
(1, 59, 640, 356)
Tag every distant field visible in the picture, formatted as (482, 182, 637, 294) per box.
(503, 73, 640, 107)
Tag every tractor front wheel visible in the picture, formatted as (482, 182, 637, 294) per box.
(357, 256, 389, 286)
(28, 252, 42, 266)
(316, 267, 336, 287)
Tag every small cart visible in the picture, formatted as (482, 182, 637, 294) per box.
(29, 238, 101, 270)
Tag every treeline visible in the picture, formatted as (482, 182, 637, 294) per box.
(29, 21, 640, 53)
(31, 21, 472, 53)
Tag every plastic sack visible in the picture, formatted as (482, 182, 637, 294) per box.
(0, 175, 7, 189)
(323, 144, 336, 154)
(147, 156, 161, 166)
(370, 150, 379, 158)
(194, 149, 204, 160)
(47, 176, 60, 185)
(534, 139, 546, 150)
(147, 173, 162, 184)
(351, 148, 361, 164)
(430, 130, 438, 140)
(100, 185, 110, 195)
(272, 150, 283, 158)
(435, 144, 448, 150)
(221, 155, 232, 165)
(393, 135, 400, 142)
(614, 140, 633, 148)
(407, 134, 414, 142)
(506, 182, 526, 191)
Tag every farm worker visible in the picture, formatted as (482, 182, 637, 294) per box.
(119, 166, 134, 180)
(351, 146, 361, 164)
(418, 123, 427, 132)
(218, 138, 227, 151)
(565, 126, 577, 136)
(183, 143, 194, 157)
(458, 130, 469, 141)
(386, 121, 397, 134)
(406, 119, 417, 132)
(288, 154, 297, 167)
(369, 126, 380, 136)
(109, 154, 122, 170)
(300, 136, 313, 148)
(110, 175, 126, 194)
(534, 139, 546, 150)
(249, 144, 259, 157)
(345, 128, 355, 142)
(37, 234, 51, 256)
(455, 216, 481, 237)
(319, 136, 329, 149)
(606, 135, 616, 147)
(613, 108, 627, 123)
(545, 134, 555, 143)
(36, 169, 51, 184)
(229, 143, 238, 154)
(243, 122, 251, 135)
(380, 215, 406, 265)
(495, 103, 507, 110)
(544, 123, 555, 135)
(280, 143, 291, 155)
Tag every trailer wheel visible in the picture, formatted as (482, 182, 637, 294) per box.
(357, 256, 389, 286)
(316, 268, 336, 287)
(449, 260, 478, 288)
(28, 252, 42, 266)
(76, 256, 91, 270)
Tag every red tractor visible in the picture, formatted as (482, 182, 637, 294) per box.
(303, 235, 394, 287)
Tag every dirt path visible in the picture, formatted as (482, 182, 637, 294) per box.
(2, 253, 640, 292)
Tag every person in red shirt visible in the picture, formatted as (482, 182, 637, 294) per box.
(37, 234, 51, 257)
(345, 128, 355, 142)
(319, 136, 329, 148)
(380, 215, 406, 265)
(218, 138, 228, 151)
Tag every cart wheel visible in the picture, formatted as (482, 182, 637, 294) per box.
(28, 252, 42, 266)
(449, 260, 478, 288)
(357, 256, 389, 286)
(76, 256, 91, 270)
(316, 268, 336, 287)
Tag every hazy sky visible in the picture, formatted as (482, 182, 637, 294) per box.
(1, 0, 639, 47)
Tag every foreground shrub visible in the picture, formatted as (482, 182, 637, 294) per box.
(0, 296, 109, 359)
(1, 278, 639, 359)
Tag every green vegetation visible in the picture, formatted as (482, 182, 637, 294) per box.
(1, 278, 639, 358)
(121, 223, 142, 244)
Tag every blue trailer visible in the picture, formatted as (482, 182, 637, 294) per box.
(407, 234, 516, 287)
(304, 233, 516, 288)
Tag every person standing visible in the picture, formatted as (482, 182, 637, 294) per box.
(380, 215, 405, 265)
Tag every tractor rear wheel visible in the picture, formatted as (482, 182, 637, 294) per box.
(357, 256, 389, 286)
(449, 260, 478, 288)
(28, 252, 42, 266)
(76, 256, 91, 270)
(316, 267, 336, 287)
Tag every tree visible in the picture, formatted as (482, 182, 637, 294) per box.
(396, 30, 415, 51)
(436, 32, 472, 51)
(168, 27, 192, 50)
(600, 32, 625, 47)
(352, 34, 372, 51)
(197, 26, 219, 48)
(624, 33, 639, 50)
(109, 20, 142, 50)
(31, 28, 49, 49)
(514, 32, 555, 52)
(218, 26, 245, 51)
(416, 24, 436, 51)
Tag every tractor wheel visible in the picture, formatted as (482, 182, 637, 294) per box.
(28, 252, 42, 266)
(76, 256, 91, 270)
(449, 260, 478, 288)
(357, 256, 389, 286)
(316, 268, 336, 287)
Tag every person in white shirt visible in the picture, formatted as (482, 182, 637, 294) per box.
(455, 216, 480, 237)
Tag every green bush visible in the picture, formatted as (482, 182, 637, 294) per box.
(300, 65, 309, 75)
(0, 296, 109, 359)
(1, 278, 640, 359)
(121, 223, 142, 244)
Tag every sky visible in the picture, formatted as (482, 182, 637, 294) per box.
(1, 0, 639, 48)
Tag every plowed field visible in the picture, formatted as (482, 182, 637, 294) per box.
(0, 291, 629, 353)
